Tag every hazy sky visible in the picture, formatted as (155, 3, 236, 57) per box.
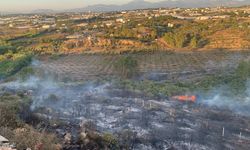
(0, 0, 162, 12)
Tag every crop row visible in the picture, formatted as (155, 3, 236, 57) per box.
(38, 51, 250, 81)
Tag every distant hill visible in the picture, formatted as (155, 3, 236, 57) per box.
(31, 9, 55, 14)
(69, 0, 250, 12)
(0, 11, 16, 15)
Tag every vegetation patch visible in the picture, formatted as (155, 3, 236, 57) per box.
(114, 55, 139, 78)
(116, 61, 250, 97)
(0, 53, 32, 79)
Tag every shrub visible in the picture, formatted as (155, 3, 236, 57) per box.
(190, 36, 198, 48)
(103, 133, 119, 149)
(13, 126, 59, 150)
(0, 95, 24, 128)
(0, 54, 32, 79)
(163, 32, 188, 48)
(114, 55, 138, 78)
(0, 126, 59, 150)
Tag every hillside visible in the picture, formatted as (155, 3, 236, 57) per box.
(71, 0, 250, 12)
(205, 29, 250, 50)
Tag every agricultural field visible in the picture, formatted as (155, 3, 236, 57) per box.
(38, 51, 250, 81)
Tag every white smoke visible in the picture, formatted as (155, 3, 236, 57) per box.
(0, 74, 110, 111)
(0, 76, 56, 90)
(1, 65, 250, 117)
(199, 80, 250, 116)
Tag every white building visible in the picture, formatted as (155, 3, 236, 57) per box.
(116, 18, 125, 23)
(42, 24, 56, 29)
(76, 23, 88, 27)
(168, 23, 174, 28)
(195, 16, 212, 20)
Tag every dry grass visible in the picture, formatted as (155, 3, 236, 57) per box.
(0, 126, 60, 150)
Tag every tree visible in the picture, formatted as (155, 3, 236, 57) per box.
(163, 32, 175, 47)
(175, 32, 187, 48)
(190, 36, 198, 49)
(114, 55, 138, 78)
(163, 32, 188, 48)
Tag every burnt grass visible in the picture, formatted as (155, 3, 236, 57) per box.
(19, 82, 250, 150)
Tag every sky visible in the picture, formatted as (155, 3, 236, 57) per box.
(0, 0, 163, 12)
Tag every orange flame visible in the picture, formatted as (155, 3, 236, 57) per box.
(172, 95, 197, 102)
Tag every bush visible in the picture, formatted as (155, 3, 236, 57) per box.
(15, 67, 35, 80)
(103, 133, 119, 149)
(0, 93, 59, 150)
(0, 126, 59, 150)
(0, 93, 32, 128)
(163, 32, 188, 48)
(0, 53, 32, 79)
(0, 103, 22, 128)
(114, 55, 138, 78)
(0, 95, 24, 128)
(190, 61, 250, 95)
(13, 126, 59, 150)
(190, 36, 198, 49)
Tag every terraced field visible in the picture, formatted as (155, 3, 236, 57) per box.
(38, 51, 250, 81)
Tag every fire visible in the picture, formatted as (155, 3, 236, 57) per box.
(171, 95, 197, 103)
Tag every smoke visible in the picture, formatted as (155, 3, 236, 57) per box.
(198, 80, 250, 116)
(30, 80, 110, 112)
(2, 72, 250, 117)
(0, 76, 55, 91)
(0, 75, 110, 111)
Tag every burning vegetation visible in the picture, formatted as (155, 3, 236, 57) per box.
(171, 95, 197, 103)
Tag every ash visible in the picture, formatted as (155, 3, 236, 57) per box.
(2, 78, 250, 150)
